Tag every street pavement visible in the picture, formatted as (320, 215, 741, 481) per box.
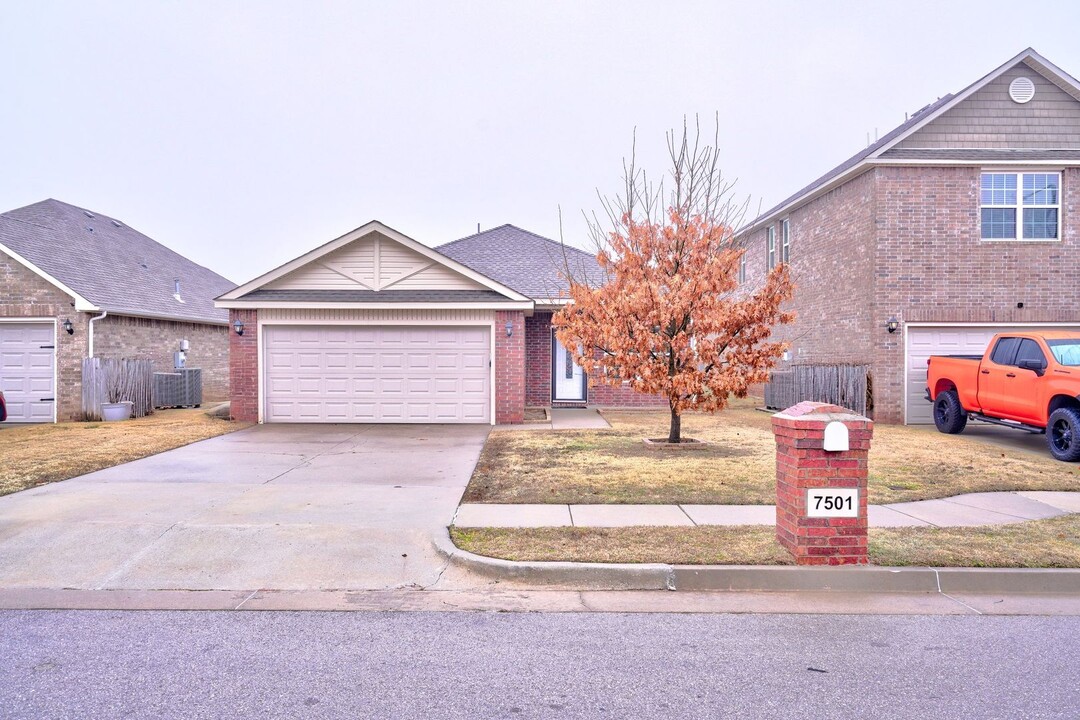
(1, 609, 1077, 719)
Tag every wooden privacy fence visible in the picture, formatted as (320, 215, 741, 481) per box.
(81, 358, 155, 420)
(764, 364, 870, 417)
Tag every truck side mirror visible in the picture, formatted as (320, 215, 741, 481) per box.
(1018, 359, 1046, 376)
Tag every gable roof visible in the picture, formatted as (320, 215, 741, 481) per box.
(437, 224, 605, 300)
(741, 48, 1080, 234)
(217, 220, 531, 306)
(1, 199, 234, 324)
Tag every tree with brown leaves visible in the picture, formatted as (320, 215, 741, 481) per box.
(553, 119, 795, 443)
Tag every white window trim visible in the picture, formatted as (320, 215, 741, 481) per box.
(738, 250, 746, 283)
(780, 219, 791, 264)
(979, 169, 1062, 243)
(766, 226, 776, 270)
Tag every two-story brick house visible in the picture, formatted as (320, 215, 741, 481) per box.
(739, 48, 1080, 424)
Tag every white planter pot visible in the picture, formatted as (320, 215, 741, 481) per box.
(101, 401, 133, 422)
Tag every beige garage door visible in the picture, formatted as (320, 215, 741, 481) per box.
(905, 324, 1080, 425)
(263, 325, 490, 423)
(0, 322, 56, 423)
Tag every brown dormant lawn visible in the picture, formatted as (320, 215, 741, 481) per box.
(451, 514, 1080, 568)
(462, 398, 1080, 506)
(0, 408, 251, 496)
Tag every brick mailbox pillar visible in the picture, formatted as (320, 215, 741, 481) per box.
(772, 401, 874, 565)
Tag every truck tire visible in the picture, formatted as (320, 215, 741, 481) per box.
(933, 390, 967, 434)
(1047, 407, 1080, 462)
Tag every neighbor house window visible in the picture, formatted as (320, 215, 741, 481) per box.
(780, 219, 791, 263)
(766, 226, 776, 270)
(739, 250, 747, 283)
(980, 171, 1060, 240)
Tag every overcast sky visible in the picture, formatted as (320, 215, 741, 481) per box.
(3, 1, 1079, 284)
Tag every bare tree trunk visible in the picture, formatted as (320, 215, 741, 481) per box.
(668, 405, 681, 444)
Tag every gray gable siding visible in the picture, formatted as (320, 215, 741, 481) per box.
(896, 62, 1080, 149)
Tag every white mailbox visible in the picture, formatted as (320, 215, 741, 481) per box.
(823, 421, 849, 452)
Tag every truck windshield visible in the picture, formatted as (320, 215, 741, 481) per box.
(1047, 340, 1080, 366)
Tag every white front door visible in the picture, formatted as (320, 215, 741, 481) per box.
(552, 334, 586, 402)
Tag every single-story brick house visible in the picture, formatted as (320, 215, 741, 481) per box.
(216, 222, 664, 424)
(737, 48, 1080, 424)
(0, 199, 235, 422)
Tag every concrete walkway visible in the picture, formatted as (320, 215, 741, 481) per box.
(453, 491, 1080, 528)
(495, 408, 611, 431)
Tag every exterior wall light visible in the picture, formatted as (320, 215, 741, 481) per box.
(234, 319, 245, 336)
(62, 318, 74, 335)
(885, 317, 899, 334)
(504, 321, 514, 337)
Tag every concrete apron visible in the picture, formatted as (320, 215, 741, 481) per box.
(0, 423, 490, 592)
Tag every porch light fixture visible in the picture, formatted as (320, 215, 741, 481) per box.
(233, 318, 245, 336)
(62, 318, 74, 335)
(885, 317, 899, 334)
(504, 321, 514, 337)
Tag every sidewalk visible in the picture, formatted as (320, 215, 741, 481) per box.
(454, 490, 1080, 528)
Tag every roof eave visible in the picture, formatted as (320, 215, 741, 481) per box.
(215, 299, 536, 313)
(91, 307, 230, 326)
(0, 240, 99, 312)
(737, 164, 876, 236)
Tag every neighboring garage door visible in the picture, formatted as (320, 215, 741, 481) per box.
(264, 325, 490, 423)
(906, 325, 1080, 425)
(0, 322, 56, 423)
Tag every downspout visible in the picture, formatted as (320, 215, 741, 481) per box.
(87, 310, 107, 358)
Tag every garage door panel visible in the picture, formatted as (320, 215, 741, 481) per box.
(0, 322, 56, 423)
(263, 325, 490, 423)
(905, 325, 1080, 425)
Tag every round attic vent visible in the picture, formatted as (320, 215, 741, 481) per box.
(1009, 77, 1036, 104)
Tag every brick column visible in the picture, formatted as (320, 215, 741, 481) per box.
(772, 401, 873, 565)
(494, 310, 525, 424)
(228, 309, 258, 422)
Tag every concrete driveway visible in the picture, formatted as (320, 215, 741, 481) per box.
(0, 424, 488, 591)
(910, 421, 1057, 459)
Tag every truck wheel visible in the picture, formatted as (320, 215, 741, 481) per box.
(1047, 407, 1080, 462)
(933, 390, 967, 434)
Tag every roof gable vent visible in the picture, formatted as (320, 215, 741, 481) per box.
(1009, 77, 1036, 104)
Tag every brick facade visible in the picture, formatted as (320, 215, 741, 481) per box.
(772, 402, 872, 566)
(495, 310, 526, 424)
(93, 315, 230, 401)
(2, 250, 232, 421)
(0, 251, 88, 421)
(743, 165, 1080, 423)
(525, 311, 667, 410)
(228, 309, 259, 422)
(524, 312, 553, 406)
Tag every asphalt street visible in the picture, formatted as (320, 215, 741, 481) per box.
(1, 610, 1077, 719)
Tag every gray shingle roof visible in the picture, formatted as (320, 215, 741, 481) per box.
(437, 224, 604, 299)
(239, 289, 514, 303)
(0, 199, 233, 325)
(879, 148, 1080, 161)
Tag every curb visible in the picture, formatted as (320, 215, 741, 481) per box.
(437, 531, 1080, 594)
(432, 531, 675, 591)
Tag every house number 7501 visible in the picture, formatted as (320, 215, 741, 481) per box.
(805, 489, 859, 518)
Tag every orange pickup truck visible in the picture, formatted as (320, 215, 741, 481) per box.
(926, 331, 1080, 461)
